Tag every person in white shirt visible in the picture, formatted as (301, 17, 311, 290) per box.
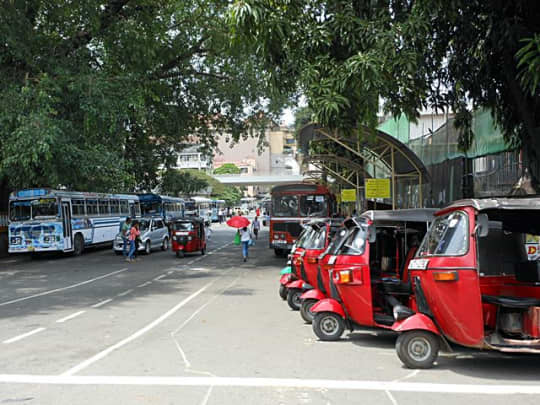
(240, 226, 252, 262)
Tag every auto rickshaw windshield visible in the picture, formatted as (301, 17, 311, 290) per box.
(175, 222, 194, 231)
(339, 225, 368, 255)
(417, 211, 468, 257)
(305, 227, 327, 249)
(325, 227, 349, 255)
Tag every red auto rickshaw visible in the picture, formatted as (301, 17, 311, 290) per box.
(392, 198, 540, 369)
(299, 224, 351, 323)
(311, 209, 435, 341)
(285, 221, 334, 311)
(171, 218, 206, 258)
(279, 225, 313, 300)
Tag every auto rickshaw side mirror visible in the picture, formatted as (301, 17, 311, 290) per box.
(368, 226, 377, 243)
(476, 213, 489, 238)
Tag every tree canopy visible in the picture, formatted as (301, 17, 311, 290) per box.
(160, 169, 209, 196)
(230, 0, 540, 181)
(214, 163, 241, 174)
(0, 0, 285, 194)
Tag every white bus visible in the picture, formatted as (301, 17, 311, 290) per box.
(185, 196, 212, 223)
(210, 199, 226, 222)
(8, 188, 140, 255)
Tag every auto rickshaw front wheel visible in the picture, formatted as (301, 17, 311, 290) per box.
(312, 311, 345, 341)
(287, 288, 302, 311)
(176, 250, 184, 258)
(395, 330, 440, 369)
(278, 284, 288, 300)
(300, 299, 317, 324)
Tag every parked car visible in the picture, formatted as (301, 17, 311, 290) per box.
(113, 217, 169, 255)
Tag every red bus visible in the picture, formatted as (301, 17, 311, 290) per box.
(270, 183, 336, 256)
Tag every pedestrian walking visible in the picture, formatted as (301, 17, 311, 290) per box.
(121, 217, 131, 257)
(218, 208, 224, 223)
(251, 216, 261, 240)
(256, 207, 260, 217)
(240, 226, 253, 262)
(127, 221, 140, 262)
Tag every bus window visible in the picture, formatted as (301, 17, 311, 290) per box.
(300, 195, 328, 217)
(98, 199, 110, 216)
(120, 200, 129, 215)
(110, 199, 120, 215)
(86, 199, 98, 215)
(135, 203, 141, 217)
(72, 199, 86, 216)
(9, 201, 31, 221)
(272, 195, 298, 217)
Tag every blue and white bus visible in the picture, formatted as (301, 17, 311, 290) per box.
(137, 194, 184, 225)
(210, 199, 226, 222)
(8, 188, 140, 255)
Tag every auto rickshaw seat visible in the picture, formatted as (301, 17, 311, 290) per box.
(482, 294, 540, 309)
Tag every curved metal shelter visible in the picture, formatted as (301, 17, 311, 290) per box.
(298, 123, 430, 209)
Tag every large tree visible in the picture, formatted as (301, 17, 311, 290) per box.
(0, 0, 284, 194)
(230, 0, 540, 182)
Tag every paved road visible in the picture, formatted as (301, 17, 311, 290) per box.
(0, 224, 539, 404)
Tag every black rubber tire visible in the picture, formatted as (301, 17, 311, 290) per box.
(274, 248, 282, 257)
(161, 237, 169, 251)
(73, 234, 84, 256)
(114, 251, 123, 256)
(300, 299, 317, 324)
(279, 284, 288, 301)
(395, 330, 440, 369)
(287, 288, 302, 311)
(145, 241, 151, 255)
(312, 311, 345, 341)
(176, 250, 184, 258)
(201, 247, 205, 255)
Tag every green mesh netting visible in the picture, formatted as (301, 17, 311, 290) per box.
(379, 109, 513, 166)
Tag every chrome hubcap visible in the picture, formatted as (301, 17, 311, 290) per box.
(320, 316, 339, 335)
(408, 337, 431, 362)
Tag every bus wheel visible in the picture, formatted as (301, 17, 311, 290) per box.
(73, 234, 84, 256)
(274, 248, 283, 257)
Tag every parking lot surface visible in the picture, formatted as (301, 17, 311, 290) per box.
(1, 225, 539, 404)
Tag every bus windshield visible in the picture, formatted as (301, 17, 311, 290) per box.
(9, 199, 58, 221)
(300, 195, 328, 217)
(272, 195, 298, 217)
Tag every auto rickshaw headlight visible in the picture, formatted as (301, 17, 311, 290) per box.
(433, 271, 459, 282)
(393, 305, 415, 321)
(188, 236, 193, 241)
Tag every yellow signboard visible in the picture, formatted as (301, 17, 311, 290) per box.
(365, 178, 391, 199)
(341, 189, 357, 202)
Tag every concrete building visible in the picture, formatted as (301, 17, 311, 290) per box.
(174, 145, 211, 172)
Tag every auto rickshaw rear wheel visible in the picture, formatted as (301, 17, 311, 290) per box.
(287, 288, 302, 311)
(312, 312, 345, 341)
(395, 330, 440, 369)
(300, 299, 317, 324)
(176, 250, 184, 258)
(278, 284, 288, 300)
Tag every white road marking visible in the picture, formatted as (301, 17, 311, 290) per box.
(0, 268, 129, 307)
(1, 375, 540, 394)
(62, 281, 214, 376)
(56, 311, 86, 323)
(117, 289, 134, 297)
(3, 328, 46, 344)
(187, 261, 195, 265)
(137, 282, 152, 288)
(91, 299, 113, 308)
(153, 275, 166, 281)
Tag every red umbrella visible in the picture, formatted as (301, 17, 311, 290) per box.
(226, 216, 250, 228)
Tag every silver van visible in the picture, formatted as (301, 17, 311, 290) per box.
(114, 217, 169, 255)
